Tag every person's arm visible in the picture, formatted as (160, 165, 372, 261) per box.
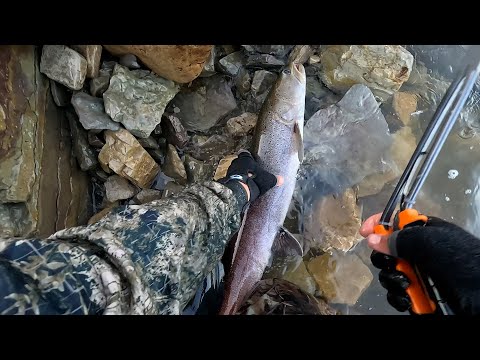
(0, 152, 278, 315)
(360, 213, 480, 315)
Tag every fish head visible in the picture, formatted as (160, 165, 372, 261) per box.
(269, 62, 306, 126)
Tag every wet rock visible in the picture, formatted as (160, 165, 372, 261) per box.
(246, 54, 285, 70)
(87, 201, 119, 225)
(188, 134, 237, 161)
(320, 45, 414, 102)
(300, 84, 392, 192)
(119, 53, 141, 69)
(251, 70, 277, 98)
(161, 114, 189, 149)
(98, 129, 160, 188)
(148, 148, 166, 165)
(105, 175, 138, 202)
(40, 45, 87, 90)
(87, 131, 105, 148)
(218, 51, 246, 76)
(403, 62, 450, 106)
(163, 144, 187, 185)
(90, 75, 110, 97)
(71, 92, 120, 131)
(221, 45, 237, 55)
(226, 112, 257, 137)
(184, 154, 214, 183)
(304, 188, 362, 252)
(162, 181, 185, 198)
(242, 45, 293, 57)
(236, 278, 336, 315)
(235, 67, 251, 98)
(392, 91, 417, 126)
(282, 261, 317, 295)
(288, 45, 314, 64)
(307, 251, 373, 305)
(357, 126, 416, 197)
(170, 75, 237, 132)
(70, 45, 102, 78)
(67, 111, 98, 171)
(103, 64, 179, 138)
(137, 136, 159, 150)
(99, 61, 116, 77)
(103, 45, 213, 83)
(50, 80, 72, 106)
(213, 154, 237, 180)
(200, 47, 216, 77)
(132, 189, 163, 204)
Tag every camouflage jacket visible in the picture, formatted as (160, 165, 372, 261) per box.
(0, 181, 247, 315)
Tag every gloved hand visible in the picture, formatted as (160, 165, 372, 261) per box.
(360, 213, 480, 315)
(219, 150, 282, 204)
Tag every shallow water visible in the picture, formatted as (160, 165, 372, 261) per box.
(267, 45, 480, 315)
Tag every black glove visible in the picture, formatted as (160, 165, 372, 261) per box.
(219, 150, 279, 203)
(371, 217, 480, 315)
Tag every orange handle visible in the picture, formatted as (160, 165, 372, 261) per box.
(374, 209, 436, 315)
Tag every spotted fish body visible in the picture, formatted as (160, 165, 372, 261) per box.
(220, 62, 306, 314)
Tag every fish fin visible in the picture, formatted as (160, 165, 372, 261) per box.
(272, 227, 304, 257)
(294, 121, 304, 163)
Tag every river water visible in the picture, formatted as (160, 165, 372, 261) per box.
(264, 45, 480, 315)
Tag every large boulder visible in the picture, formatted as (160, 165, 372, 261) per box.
(103, 45, 213, 83)
(103, 65, 179, 138)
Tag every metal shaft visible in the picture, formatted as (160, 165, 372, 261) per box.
(404, 63, 480, 208)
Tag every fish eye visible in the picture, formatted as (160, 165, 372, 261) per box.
(283, 69, 291, 75)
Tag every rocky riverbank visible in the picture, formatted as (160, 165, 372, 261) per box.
(2, 44, 466, 313)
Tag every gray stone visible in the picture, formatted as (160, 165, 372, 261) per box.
(105, 175, 138, 202)
(87, 131, 105, 148)
(70, 45, 102, 79)
(119, 53, 141, 69)
(90, 76, 110, 97)
(246, 54, 285, 70)
(225, 112, 257, 137)
(71, 92, 120, 131)
(251, 70, 277, 98)
(99, 61, 117, 77)
(200, 47, 216, 77)
(184, 154, 215, 183)
(137, 136, 159, 149)
(163, 144, 187, 185)
(66, 111, 98, 171)
(288, 45, 314, 64)
(40, 45, 87, 90)
(320, 45, 414, 102)
(235, 135, 253, 153)
(187, 134, 236, 161)
(132, 189, 163, 204)
(235, 67, 251, 98)
(170, 75, 237, 132)
(162, 181, 185, 198)
(161, 114, 189, 149)
(242, 45, 293, 57)
(50, 80, 72, 106)
(219, 51, 246, 76)
(299, 84, 391, 195)
(103, 64, 179, 138)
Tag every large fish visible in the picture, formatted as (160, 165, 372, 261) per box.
(220, 62, 306, 314)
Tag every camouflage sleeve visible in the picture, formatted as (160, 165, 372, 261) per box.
(0, 181, 246, 315)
